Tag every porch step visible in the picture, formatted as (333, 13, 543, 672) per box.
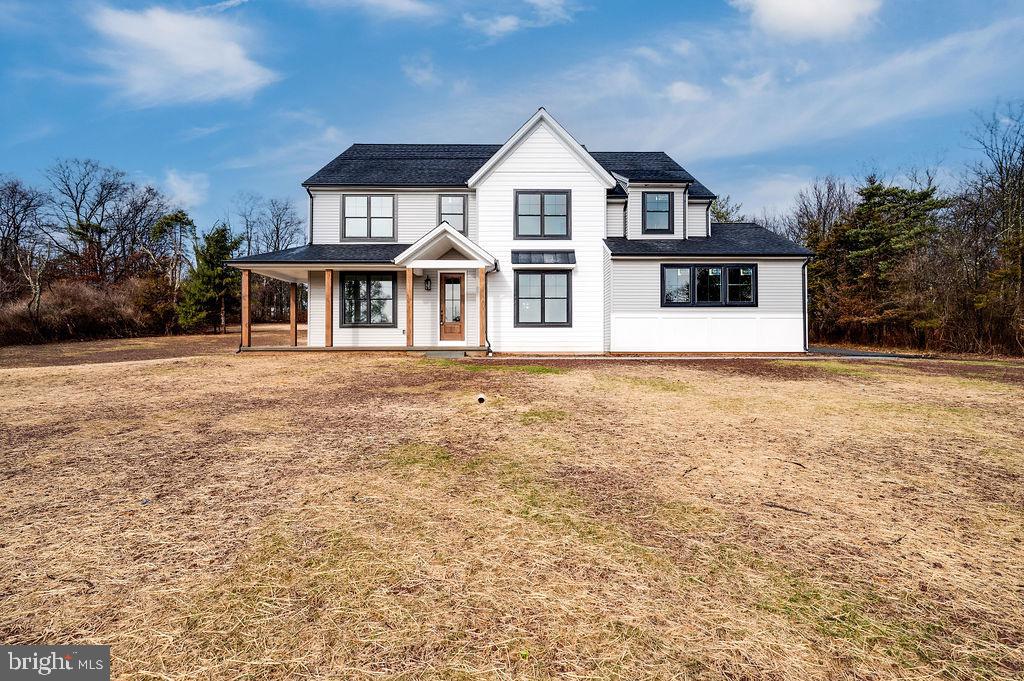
(424, 350, 467, 359)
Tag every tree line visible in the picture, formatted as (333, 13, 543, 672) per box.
(0, 159, 305, 345)
(712, 103, 1024, 354)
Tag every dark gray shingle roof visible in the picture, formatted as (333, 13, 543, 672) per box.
(604, 223, 812, 257)
(511, 250, 576, 265)
(304, 144, 501, 186)
(303, 145, 715, 198)
(228, 243, 410, 264)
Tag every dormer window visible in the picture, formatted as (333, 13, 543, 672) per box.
(438, 195, 467, 233)
(642, 191, 673, 234)
(515, 190, 570, 239)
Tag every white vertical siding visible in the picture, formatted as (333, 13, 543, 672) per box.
(309, 189, 477, 245)
(475, 122, 606, 353)
(625, 186, 687, 239)
(687, 200, 710, 238)
(609, 258, 806, 352)
(605, 201, 625, 237)
(602, 244, 612, 351)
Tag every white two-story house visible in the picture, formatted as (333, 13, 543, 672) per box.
(229, 108, 811, 354)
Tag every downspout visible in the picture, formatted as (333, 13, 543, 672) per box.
(802, 257, 810, 352)
(484, 260, 498, 355)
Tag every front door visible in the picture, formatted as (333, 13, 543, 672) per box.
(439, 273, 465, 341)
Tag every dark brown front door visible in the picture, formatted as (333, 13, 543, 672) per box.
(440, 273, 465, 341)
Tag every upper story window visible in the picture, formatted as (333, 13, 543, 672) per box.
(438, 195, 467, 233)
(515, 190, 570, 239)
(661, 264, 757, 307)
(642, 192, 673, 234)
(343, 195, 394, 240)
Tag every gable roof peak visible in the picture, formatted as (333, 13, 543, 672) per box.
(466, 109, 616, 189)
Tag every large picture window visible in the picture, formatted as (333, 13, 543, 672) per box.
(642, 192, 673, 233)
(340, 272, 397, 326)
(515, 270, 571, 326)
(661, 264, 757, 307)
(438, 195, 467, 233)
(343, 195, 394, 239)
(515, 191, 570, 239)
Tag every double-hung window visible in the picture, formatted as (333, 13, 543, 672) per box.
(341, 272, 397, 326)
(515, 191, 570, 238)
(515, 271, 571, 326)
(343, 195, 394, 239)
(661, 264, 757, 307)
(438, 195, 467, 233)
(642, 192, 673, 234)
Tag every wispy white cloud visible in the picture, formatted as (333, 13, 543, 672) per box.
(463, 0, 576, 40)
(222, 110, 346, 176)
(402, 53, 439, 86)
(180, 123, 229, 141)
(305, 0, 437, 19)
(196, 0, 253, 13)
(729, 0, 882, 41)
(397, 16, 1024, 169)
(87, 6, 277, 106)
(164, 170, 210, 208)
(664, 80, 709, 103)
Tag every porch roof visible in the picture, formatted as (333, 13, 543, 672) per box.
(227, 243, 410, 265)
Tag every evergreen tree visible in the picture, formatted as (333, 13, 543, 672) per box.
(177, 224, 242, 333)
(810, 175, 947, 345)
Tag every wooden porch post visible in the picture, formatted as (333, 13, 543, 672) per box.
(241, 269, 251, 347)
(478, 268, 487, 349)
(406, 269, 414, 347)
(289, 282, 297, 347)
(324, 270, 333, 348)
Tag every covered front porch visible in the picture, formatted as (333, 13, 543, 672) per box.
(228, 223, 496, 353)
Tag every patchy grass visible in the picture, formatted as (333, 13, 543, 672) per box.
(1, 335, 1023, 679)
(422, 358, 566, 374)
(520, 407, 569, 425)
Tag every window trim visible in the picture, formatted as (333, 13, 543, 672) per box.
(437, 194, 469, 234)
(340, 194, 396, 241)
(339, 271, 399, 327)
(642, 191, 674, 234)
(513, 190, 572, 240)
(513, 269, 572, 327)
(660, 263, 758, 308)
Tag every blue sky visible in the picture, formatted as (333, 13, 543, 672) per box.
(2, 0, 1023, 228)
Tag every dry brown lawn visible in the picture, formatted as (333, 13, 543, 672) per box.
(1, 332, 1022, 680)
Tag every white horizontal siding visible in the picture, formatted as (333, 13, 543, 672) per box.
(687, 200, 709, 238)
(605, 202, 625, 237)
(306, 268, 480, 347)
(625, 186, 687, 239)
(476, 122, 606, 352)
(306, 269, 409, 347)
(309, 189, 477, 245)
(602, 245, 612, 351)
(609, 258, 805, 352)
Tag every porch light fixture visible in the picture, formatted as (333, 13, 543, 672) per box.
(424, 275, 432, 291)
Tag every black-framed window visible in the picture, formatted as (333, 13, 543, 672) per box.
(661, 264, 757, 307)
(340, 272, 397, 326)
(438, 194, 467, 233)
(515, 190, 570, 239)
(642, 192, 673, 234)
(343, 195, 394, 240)
(514, 270, 571, 326)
